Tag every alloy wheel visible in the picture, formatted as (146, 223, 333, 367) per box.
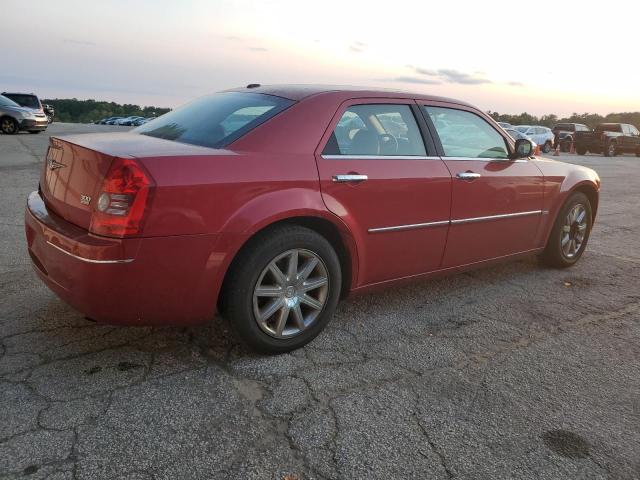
(561, 204, 588, 258)
(1, 118, 16, 134)
(252, 249, 329, 339)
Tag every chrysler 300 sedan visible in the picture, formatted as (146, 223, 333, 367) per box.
(25, 85, 600, 352)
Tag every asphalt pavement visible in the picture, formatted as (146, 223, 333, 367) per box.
(1, 123, 639, 479)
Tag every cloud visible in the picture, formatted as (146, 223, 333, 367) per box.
(63, 38, 96, 47)
(508, 81, 525, 87)
(349, 41, 367, 53)
(412, 67, 492, 85)
(394, 76, 441, 85)
(247, 46, 268, 52)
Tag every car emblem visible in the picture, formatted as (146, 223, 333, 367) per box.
(48, 158, 66, 171)
(80, 194, 92, 205)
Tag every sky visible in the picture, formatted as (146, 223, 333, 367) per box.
(2, 0, 639, 116)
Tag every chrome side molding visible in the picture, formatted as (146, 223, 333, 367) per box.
(369, 210, 543, 233)
(450, 210, 543, 225)
(368, 220, 449, 233)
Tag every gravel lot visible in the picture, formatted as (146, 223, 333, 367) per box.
(1, 123, 639, 479)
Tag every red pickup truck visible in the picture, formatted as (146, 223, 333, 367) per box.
(574, 123, 640, 157)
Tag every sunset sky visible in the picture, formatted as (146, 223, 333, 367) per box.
(3, 0, 639, 116)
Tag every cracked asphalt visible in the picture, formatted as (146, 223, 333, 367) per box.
(1, 123, 639, 479)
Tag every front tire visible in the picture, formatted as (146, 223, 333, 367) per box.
(1, 117, 18, 135)
(540, 192, 592, 268)
(576, 146, 587, 155)
(222, 226, 342, 353)
(542, 141, 552, 154)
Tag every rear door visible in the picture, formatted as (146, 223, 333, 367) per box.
(315, 99, 451, 286)
(420, 103, 544, 267)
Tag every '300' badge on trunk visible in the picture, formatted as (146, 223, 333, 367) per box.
(80, 194, 92, 206)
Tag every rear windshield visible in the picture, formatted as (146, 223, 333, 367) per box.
(595, 124, 622, 133)
(3, 94, 40, 109)
(134, 92, 294, 148)
(0, 95, 20, 107)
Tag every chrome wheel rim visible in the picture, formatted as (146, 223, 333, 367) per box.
(608, 144, 615, 156)
(561, 204, 588, 258)
(253, 249, 329, 339)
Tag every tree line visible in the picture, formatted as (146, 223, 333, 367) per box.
(487, 111, 640, 129)
(43, 98, 172, 123)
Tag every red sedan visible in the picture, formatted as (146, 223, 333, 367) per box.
(25, 85, 600, 352)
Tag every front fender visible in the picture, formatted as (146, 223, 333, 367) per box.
(532, 158, 600, 247)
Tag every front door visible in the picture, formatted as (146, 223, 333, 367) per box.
(315, 100, 452, 286)
(421, 104, 544, 267)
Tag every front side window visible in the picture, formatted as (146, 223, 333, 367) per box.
(135, 92, 294, 148)
(424, 106, 509, 159)
(323, 104, 426, 156)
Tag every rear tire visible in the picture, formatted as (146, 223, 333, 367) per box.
(542, 141, 552, 154)
(576, 147, 587, 155)
(221, 226, 342, 353)
(540, 192, 592, 268)
(604, 141, 617, 157)
(1, 117, 18, 135)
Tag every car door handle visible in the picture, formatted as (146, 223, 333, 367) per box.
(456, 172, 481, 181)
(332, 174, 368, 183)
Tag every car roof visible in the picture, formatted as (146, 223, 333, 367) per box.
(2, 92, 38, 96)
(224, 84, 475, 107)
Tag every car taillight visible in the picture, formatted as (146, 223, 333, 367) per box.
(89, 158, 154, 237)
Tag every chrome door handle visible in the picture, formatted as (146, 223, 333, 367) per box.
(456, 172, 481, 181)
(332, 174, 368, 183)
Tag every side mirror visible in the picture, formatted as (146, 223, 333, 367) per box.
(512, 138, 533, 159)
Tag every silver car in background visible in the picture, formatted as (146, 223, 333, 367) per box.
(0, 94, 47, 134)
(514, 125, 554, 153)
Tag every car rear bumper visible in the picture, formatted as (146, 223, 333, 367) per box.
(25, 191, 222, 326)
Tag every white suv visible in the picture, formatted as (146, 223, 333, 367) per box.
(514, 125, 554, 153)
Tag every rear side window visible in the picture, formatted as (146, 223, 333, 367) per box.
(3, 94, 40, 109)
(424, 106, 509, 159)
(135, 92, 294, 148)
(322, 104, 426, 156)
(596, 124, 622, 133)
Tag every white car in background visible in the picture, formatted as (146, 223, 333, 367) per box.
(505, 128, 538, 151)
(514, 125, 554, 153)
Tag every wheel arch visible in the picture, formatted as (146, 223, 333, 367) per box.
(217, 214, 359, 312)
(571, 183, 599, 222)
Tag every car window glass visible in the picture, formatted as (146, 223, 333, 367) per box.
(323, 104, 426, 156)
(622, 125, 632, 135)
(135, 92, 293, 148)
(424, 106, 509, 159)
(3, 94, 40, 109)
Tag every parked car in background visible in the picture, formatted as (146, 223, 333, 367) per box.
(42, 104, 55, 124)
(116, 116, 144, 126)
(132, 117, 154, 126)
(497, 121, 512, 129)
(505, 128, 538, 150)
(552, 123, 590, 151)
(574, 123, 640, 157)
(105, 117, 124, 125)
(0, 94, 48, 134)
(1, 92, 48, 133)
(514, 125, 554, 153)
(24, 85, 600, 353)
